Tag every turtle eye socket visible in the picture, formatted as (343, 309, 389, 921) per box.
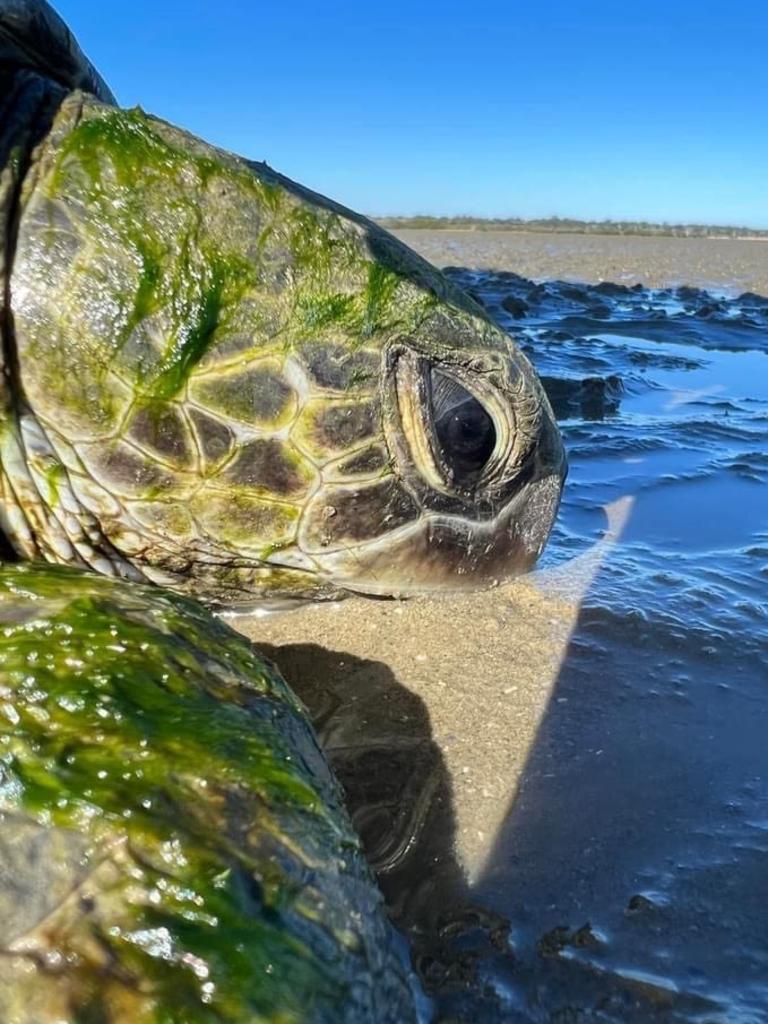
(430, 368, 496, 484)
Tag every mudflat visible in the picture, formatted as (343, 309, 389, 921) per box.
(390, 228, 768, 294)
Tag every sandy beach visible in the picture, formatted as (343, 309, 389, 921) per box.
(236, 573, 581, 881)
(390, 228, 768, 295)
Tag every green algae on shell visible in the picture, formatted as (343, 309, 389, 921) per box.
(0, 562, 417, 1023)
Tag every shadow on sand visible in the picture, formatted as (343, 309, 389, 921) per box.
(467, 583, 761, 1022)
(258, 643, 509, 995)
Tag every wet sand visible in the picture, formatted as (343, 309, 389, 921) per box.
(234, 498, 626, 884)
(236, 578, 577, 879)
(390, 229, 768, 295)
(234, 569, 594, 1018)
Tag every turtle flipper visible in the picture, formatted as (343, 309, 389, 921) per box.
(0, 562, 419, 1022)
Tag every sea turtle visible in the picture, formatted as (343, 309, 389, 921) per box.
(0, 561, 419, 1023)
(0, 2, 566, 1020)
(0, 0, 565, 606)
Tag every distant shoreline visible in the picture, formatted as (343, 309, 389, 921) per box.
(374, 217, 768, 241)
(387, 228, 768, 294)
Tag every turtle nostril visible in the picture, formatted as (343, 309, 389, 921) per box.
(430, 368, 496, 484)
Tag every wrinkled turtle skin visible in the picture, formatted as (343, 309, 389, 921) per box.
(0, 0, 565, 605)
(0, 562, 418, 1023)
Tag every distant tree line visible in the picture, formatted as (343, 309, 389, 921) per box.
(374, 215, 768, 239)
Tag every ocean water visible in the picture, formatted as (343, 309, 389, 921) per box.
(435, 269, 768, 1022)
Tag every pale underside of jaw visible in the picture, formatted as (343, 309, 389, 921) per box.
(279, 471, 564, 598)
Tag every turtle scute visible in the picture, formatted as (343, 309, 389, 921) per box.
(0, 562, 418, 1023)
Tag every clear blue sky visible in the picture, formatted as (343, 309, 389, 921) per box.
(56, 0, 768, 226)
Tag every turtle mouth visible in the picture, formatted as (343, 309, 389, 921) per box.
(385, 345, 533, 516)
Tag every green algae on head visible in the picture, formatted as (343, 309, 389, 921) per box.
(0, 562, 417, 1023)
(1, 1, 565, 602)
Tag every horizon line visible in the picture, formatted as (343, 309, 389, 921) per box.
(370, 214, 768, 237)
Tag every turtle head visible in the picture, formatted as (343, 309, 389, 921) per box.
(296, 295, 565, 596)
(6, 96, 564, 603)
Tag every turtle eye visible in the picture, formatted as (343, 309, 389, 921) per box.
(430, 368, 496, 484)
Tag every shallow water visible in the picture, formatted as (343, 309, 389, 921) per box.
(242, 271, 768, 1023)
(452, 270, 768, 1023)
